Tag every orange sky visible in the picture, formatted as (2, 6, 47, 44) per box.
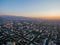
(0, 0, 60, 19)
(0, 11, 60, 19)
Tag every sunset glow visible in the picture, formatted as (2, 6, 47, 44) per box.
(0, 0, 60, 19)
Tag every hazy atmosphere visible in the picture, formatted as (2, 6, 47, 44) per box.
(0, 0, 60, 45)
(0, 0, 60, 19)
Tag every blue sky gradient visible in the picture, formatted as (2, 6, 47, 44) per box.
(0, 0, 60, 19)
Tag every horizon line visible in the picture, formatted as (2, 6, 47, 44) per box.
(0, 15, 60, 20)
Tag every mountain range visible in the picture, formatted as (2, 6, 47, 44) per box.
(0, 15, 43, 21)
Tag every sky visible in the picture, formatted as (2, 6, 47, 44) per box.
(0, 0, 60, 19)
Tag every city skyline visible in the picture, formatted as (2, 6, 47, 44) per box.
(0, 0, 60, 19)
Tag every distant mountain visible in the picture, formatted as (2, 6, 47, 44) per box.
(0, 17, 3, 21)
(0, 15, 40, 21)
(0, 15, 60, 22)
(0, 17, 6, 23)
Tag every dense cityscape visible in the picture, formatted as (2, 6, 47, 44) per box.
(0, 0, 60, 45)
(0, 18, 60, 45)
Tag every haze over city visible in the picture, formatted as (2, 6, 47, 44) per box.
(0, 0, 60, 45)
(0, 0, 60, 19)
